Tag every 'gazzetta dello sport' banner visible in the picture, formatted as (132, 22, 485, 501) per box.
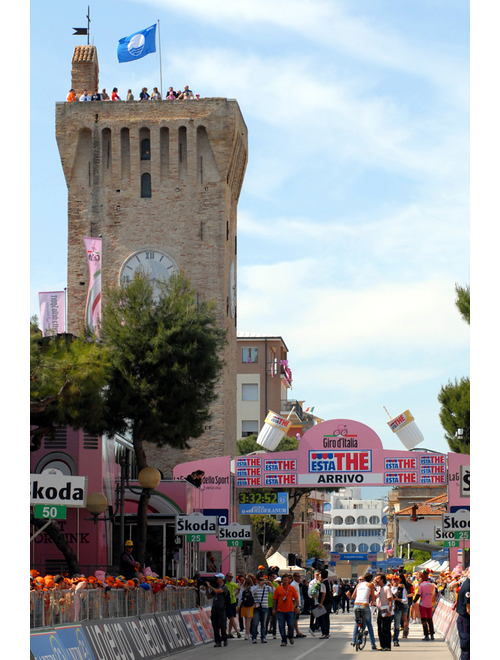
(84, 237, 102, 335)
(38, 291, 65, 336)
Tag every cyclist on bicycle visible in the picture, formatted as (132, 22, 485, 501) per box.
(350, 574, 378, 650)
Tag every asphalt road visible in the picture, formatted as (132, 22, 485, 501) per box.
(175, 610, 453, 660)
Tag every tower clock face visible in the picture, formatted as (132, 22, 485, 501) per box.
(119, 249, 178, 300)
(229, 260, 236, 318)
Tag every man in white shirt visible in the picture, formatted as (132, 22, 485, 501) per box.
(374, 574, 393, 651)
(79, 90, 91, 101)
(308, 571, 328, 638)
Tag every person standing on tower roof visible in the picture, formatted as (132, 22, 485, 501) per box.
(111, 88, 121, 101)
(140, 87, 150, 101)
(79, 89, 91, 101)
(67, 89, 77, 102)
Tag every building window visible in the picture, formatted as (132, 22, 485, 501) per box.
(335, 543, 344, 552)
(346, 543, 357, 552)
(242, 383, 258, 400)
(140, 138, 151, 160)
(358, 543, 369, 552)
(357, 516, 368, 525)
(141, 173, 151, 198)
(369, 516, 380, 525)
(370, 543, 381, 553)
(242, 347, 258, 363)
(332, 516, 343, 525)
(242, 420, 259, 437)
(345, 515, 355, 525)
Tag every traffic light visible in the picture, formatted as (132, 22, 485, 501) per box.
(242, 540, 253, 556)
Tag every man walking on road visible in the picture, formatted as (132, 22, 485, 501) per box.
(273, 573, 300, 646)
(308, 570, 328, 638)
(205, 573, 229, 647)
(413, 571, 437, 641)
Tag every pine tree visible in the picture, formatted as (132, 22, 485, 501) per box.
(100, 271, 227, 566)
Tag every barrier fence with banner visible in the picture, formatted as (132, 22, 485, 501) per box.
(30, 607, 215, 660)
(30, 586, 208, 630)
(433, 596, 461, 660)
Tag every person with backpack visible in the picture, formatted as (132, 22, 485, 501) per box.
(250, 573, 274, 643)
(240, 576, 256, 639)
(204, 573, 229, 647)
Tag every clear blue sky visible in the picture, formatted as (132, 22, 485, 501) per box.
(29, 0, 471, 460)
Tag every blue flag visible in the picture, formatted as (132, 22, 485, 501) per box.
(117, 24, 156, 63)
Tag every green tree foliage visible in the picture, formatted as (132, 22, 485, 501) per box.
(438, 377, 470, 453)
(437, 283, 470, 454)
(100, 271, 227, 565)
(30, 318, 110, 452)
(30, 318, 111, 574)
(236, 434, 299, 456)
(251, 515, 282, 548)
(306, 531, 329, 561)
(454, 284, 470, 325)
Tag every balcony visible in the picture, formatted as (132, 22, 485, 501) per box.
(281, 399, 304, 421)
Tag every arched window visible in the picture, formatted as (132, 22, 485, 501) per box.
(370, 543, 381, 552)
(358, 543, 369, 552)
(334, 543, 344, 553)
(345, 515, 355, 525)
(346, 543, 357, 552)
(140, 138, 151, 160)
(141, 173, 151, 198)
(369, 516, 380, 525)
(357, 516, 368, 525)
(332, 516, 343, 525)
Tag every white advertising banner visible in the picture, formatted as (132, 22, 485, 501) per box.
(30, 473, 88, 507)
(38, 291, 66, 336)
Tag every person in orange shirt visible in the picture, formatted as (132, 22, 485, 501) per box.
(272, 573, 300, 647)
(66, 89, 77, 102)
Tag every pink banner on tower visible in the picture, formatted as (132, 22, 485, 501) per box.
(38, 291, 65, 336)
(83, 237, 102, 335)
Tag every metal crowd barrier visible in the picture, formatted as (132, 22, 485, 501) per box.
(30, 586, 206, 629)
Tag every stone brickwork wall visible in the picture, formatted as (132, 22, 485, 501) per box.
(71, 45, 99, 96)
(56, 51, 248, 475)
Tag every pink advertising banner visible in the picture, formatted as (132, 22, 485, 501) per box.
(235, 419, 448, 488)
(38, 291, 65, 336)
(83, 237, 102, 335)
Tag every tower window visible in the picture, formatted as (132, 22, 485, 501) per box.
(141, 173, 151, 198)
(140, 138, 151, 160)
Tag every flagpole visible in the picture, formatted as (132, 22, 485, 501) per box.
(157, 20, 163, 98)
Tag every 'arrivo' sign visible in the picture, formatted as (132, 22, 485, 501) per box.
(235, 419, 448, 489)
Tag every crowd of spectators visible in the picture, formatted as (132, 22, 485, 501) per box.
(66, 85, 201, 102)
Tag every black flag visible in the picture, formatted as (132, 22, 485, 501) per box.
(73, 27, 88, 36)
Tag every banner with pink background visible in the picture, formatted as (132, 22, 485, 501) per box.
(83, 237, 102, 335)
(38, 291, 65, 336)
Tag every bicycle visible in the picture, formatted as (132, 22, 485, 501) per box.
(354, 608, 368, 651)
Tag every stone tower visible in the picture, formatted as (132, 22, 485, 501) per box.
(56, 47, 248, 475)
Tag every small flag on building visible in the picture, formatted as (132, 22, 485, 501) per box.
(117, 24, 156, 63)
